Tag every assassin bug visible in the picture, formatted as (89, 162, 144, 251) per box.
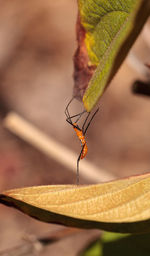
(65, 98, 99, 184)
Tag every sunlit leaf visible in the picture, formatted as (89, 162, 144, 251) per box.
(74, 0, 150, 111)
(1, 172, 150, 233)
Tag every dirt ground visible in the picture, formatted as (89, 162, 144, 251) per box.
(0, 0, 150, 255)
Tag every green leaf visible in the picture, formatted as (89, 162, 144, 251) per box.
(82, 232, 150, 256)
(78, 0, 150, 111)
(81, 233, 128, 256)
(81, 239, 102, 256)
(1, 172, 150, 233)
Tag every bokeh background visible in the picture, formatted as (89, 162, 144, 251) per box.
(0, 0, 150, 255)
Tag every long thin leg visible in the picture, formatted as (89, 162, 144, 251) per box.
(66, 118, 81, 131)
(66, 110, 86, 123)
(76, 144, 85, 185)
(82, 112, 91, 134)
(65, 97, 86, 126)
(66, 110, 86, 121)
(66, 118, 73, 126)
(83, 108, 99, 135)
(74, 110, 87, 123)
(64, 97, 74, 122)
(66, 112, 85, 130)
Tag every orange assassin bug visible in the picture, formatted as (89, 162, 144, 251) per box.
(65, 98, 99, 184)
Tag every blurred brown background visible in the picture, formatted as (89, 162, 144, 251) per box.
(0, 0, 150, 255)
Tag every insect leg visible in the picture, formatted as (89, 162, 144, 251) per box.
(66, 111, 85, 129)
(65, 97, 74, 123)
(65, 98, 86, 127)
(83, 108, 99, 135)
(66, 109, 87, 129)
(68, 110, 86, 123)
(82, 111, 91, 134)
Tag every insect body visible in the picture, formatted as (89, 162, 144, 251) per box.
(73, 122, 87, 159)
(65, 98, 99, 184)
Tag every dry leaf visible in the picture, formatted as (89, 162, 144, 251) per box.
(1, 173, 150, 233)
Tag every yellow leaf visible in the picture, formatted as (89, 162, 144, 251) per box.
(1, 173, 150, 233)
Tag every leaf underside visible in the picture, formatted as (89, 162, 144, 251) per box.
(1, 172, 150, 233)
(74, 0, 150, 111)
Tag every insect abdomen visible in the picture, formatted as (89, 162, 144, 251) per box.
(73, 123, 88, 159)
(81, 143, 88, 159)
